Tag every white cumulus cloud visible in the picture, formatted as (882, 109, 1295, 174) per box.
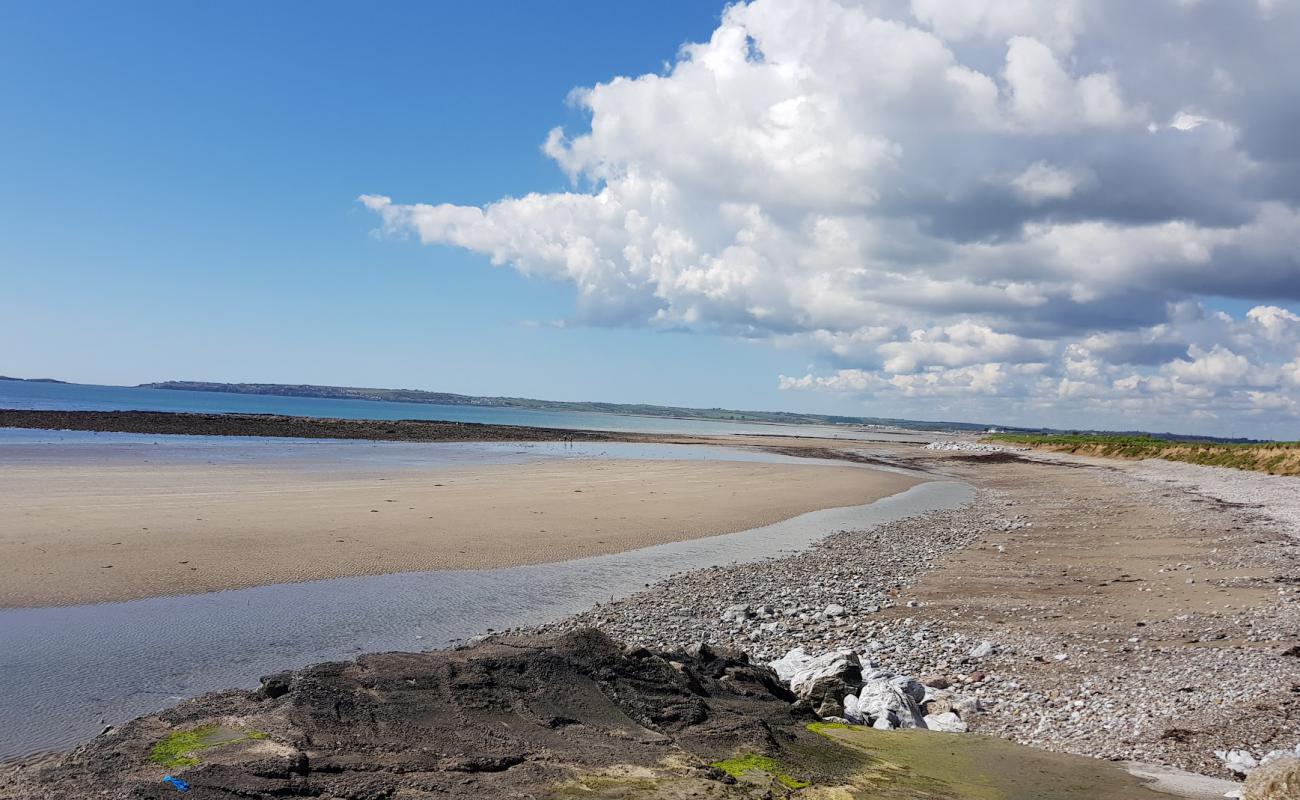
(364, 0, 1300, 438)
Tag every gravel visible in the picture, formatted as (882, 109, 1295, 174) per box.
(1122, 458, 1300, 538)
(524, 454, 1300, 780)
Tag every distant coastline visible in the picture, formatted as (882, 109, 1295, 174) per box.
(0, 408, 625, 443)
(138, 379, 988, 432)
(0, 375, 67, 384)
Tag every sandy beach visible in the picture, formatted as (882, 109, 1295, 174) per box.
(0, 455, 916, 607)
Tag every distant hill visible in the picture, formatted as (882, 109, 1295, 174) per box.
(138, 380, 992, 432)
(0, 375, 68, 384)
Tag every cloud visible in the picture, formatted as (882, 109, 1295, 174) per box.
(1010, 161, 1088, 203)
(364, 0, 1300, 437)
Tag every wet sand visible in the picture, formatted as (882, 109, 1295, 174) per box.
(0, 456, 917, 607)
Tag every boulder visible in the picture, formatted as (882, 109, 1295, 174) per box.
(1244, 755, 1300, 800)
(890, 676, 926, 706)
(788, 651, 862, 718)
(923, 711, 968, 733)
(854, 677, 927, 729)
(969, 640, 996, 659)
(768, 647, 813, 683)
(1218, 749, 1261, 777)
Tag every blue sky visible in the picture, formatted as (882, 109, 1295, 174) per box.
(4, 1, 1300, 436)
(0, 2, 820, 411)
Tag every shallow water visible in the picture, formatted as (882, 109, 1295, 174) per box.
(0, 429, 904, 471)
(0, 477, 970, 761)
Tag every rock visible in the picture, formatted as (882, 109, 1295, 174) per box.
(921, 675, 951, 690)
(969, 640, 996, 659)
(855, 677, 928, 729)
(890, 676, 926, 705)
(843, 693, 859, 722)
(924, 711, 969, 733)
(257, 671, 292, 700)
(788, 651, 862, 718)
(824, 604, 847, 617)
(922, 693, 955, 717)
(768, 647, 812, 683)
(953, 697, 982, 718)
(622, 644, 652, 659)
(721, 604, 751, 622)
(1218, 749, 1261, 777)
(1243, 755, 1300, 800)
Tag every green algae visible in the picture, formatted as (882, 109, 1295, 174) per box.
(806, 724, 1173, 800)
(710, 754, 810, 790)
(150, 724, 270, 769)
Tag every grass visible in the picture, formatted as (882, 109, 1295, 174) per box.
(709, 754, 810, 790)
(150, 725, 268, 769)
(986, 433, 1300, 475)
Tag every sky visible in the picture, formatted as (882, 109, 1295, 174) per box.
(3, 1, 1300, 438)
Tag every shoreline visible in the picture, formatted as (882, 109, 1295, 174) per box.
(3, 435, 1296, 792)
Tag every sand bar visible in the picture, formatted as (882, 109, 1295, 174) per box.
(0, 456, 917, 607)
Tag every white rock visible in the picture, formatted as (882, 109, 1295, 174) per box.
(924, 711, 969, 733)
(969, 640, 996, 659)
(824, 604, 847, 617)
(768, 647, 812, 683)
(788, 651, 861, 698)
(857, 678, 928, 730)
(1215, 749, 1259, 776)
(890, 676, 926, 705)
(842, 693, 861, 723)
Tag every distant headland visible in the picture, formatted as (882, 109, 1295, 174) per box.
(138, 379, 987, 432)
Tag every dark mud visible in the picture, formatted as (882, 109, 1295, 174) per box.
(0, 409, 622, 443)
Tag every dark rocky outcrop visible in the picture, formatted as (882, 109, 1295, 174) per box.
(0, 630, 817, 799)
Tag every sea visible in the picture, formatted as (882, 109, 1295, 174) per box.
(0, 379, 930, 442)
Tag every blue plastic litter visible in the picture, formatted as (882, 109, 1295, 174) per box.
(162, 775, 190, 792)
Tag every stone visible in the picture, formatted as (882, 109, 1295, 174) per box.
(824, 604, 847, 617)
(721, 604, 751, 623)
(969, 640, 996, 659)
(923, 711, 969, 733)
(890, 676, 926, 706)
(1243, 756, 1300, 800)
(842, 693, 860, 722)
(768, 647, 812, 683)
(257, 671, 292, 700)
(788, 651, 862, 718)
(922, 692, 955, 717)
(855, 677, 928, 730)
(1217, 749, 1260, 777)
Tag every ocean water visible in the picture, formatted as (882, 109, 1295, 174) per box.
(0, 379, 929, 441)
